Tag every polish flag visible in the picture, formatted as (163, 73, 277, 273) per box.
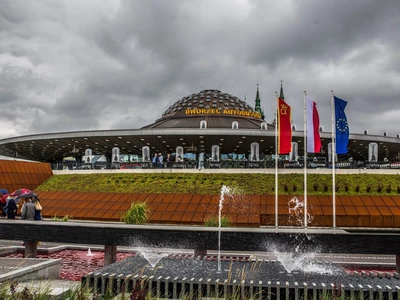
(306, 96, 321, 153)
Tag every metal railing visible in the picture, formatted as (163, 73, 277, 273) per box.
(53, 160, 400, 170)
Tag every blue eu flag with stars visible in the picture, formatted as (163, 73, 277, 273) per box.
(334, 96, 349, 154)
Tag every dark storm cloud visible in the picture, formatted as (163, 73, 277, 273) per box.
(0, 0, 399, 140)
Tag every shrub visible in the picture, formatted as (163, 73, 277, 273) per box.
(51, 215, 71, 222)
(204, 216, 230, 227)
(120, 202, 150, 224)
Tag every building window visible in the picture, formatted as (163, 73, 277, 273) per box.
(200, 120, 207, 129)
(232, 121, 238, 129)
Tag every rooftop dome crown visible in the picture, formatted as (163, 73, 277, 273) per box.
(161, 89, 258, 118)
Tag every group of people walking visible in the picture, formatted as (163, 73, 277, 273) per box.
(152, 153, 172, 168)
(1, 191, 42, 220)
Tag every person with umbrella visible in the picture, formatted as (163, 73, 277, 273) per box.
(3, 195, 17, 219)
(33, 197, 43, 220)
(21, 197, 35, 220)
(0, 189, 9, 217)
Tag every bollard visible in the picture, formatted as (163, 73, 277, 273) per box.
(206, 278, 211, 298)
(303, 282, 308, 300)
(173, 276, 178, 299)
(267, 281, 272, 300)
(190, 278, 195, 298)
(358, 284, 364, 299)
(386, 285, 393, 300)
(368, 284, 373, 300)
(93, 272, 101, 295)
(85, 272, 94, 291)
(241, 280, 246, 299)
(285, 281, 289, 300)
(349, 283, 354, 299)
(124, 274, 133, 294)
(198, 278, 203, 299)
(116, 274, 124, 295)
(276, 281, 280, 300)
(100, 272, 108, 296)
(165, 276, 170, 299)
(148, 275, 154, 298)
(107, 273, 116, 297)
(156, 276, 162, 298)
(180, 277, 187, 299)
(312, 282, 317, 300)
(213, 278, 219, 298)
(224, 279, 229, 299)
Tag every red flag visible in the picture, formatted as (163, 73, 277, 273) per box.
(278, 97, 292, 154)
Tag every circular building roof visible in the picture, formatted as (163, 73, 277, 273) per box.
(142, 89, 269, 130)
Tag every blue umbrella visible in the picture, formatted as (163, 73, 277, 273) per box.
(0, 189, 9, 195)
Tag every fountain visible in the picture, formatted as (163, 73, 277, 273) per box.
(288, 196, 313, 226)
(139, 250, 169, 268)
(87, 247, 94, 257)
(82, 187, 400, 298)
(217, 185, 232, 273)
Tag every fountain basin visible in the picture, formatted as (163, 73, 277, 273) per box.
(83, 254, 400, 299)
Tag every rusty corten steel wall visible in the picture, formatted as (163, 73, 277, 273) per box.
(36, 191, 400, 228)
(0, 160, 53, 192)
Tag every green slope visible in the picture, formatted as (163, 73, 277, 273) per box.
(36, 173, 400, 196)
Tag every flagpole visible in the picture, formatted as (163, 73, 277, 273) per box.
(331, 90, 336, 228)
(275, 92, 279, 228)
(303, 91, 308, 228)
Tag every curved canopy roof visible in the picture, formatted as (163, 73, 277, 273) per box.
(0, 89, 399, 162)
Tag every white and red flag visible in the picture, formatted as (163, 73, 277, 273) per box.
(306, 96, 321, 153)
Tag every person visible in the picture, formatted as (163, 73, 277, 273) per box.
(166, 153, 172, 168)
(4, 196, 17, 219)
(158, 153, 164, 168)
(21, 197, 35, 220)
(152, 153, 158, 168)
(0, 192, 7, 217)
(33, 197, 43, 220)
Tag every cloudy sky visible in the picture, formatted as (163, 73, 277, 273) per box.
(1, 0, 399, 140)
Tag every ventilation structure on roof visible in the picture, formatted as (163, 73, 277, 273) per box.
(261, 122, 267, 130)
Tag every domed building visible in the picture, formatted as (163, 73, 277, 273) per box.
(0, 86, 399, 169)
(144, 88, 269, 131)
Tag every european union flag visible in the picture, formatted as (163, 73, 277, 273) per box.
(334, 96, 349, 154)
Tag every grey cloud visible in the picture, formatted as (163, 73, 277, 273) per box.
(0, 0, 399, 140)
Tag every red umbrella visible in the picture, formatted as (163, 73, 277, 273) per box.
(11, 189, 37, 202)
(1, 194, 8, 205)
